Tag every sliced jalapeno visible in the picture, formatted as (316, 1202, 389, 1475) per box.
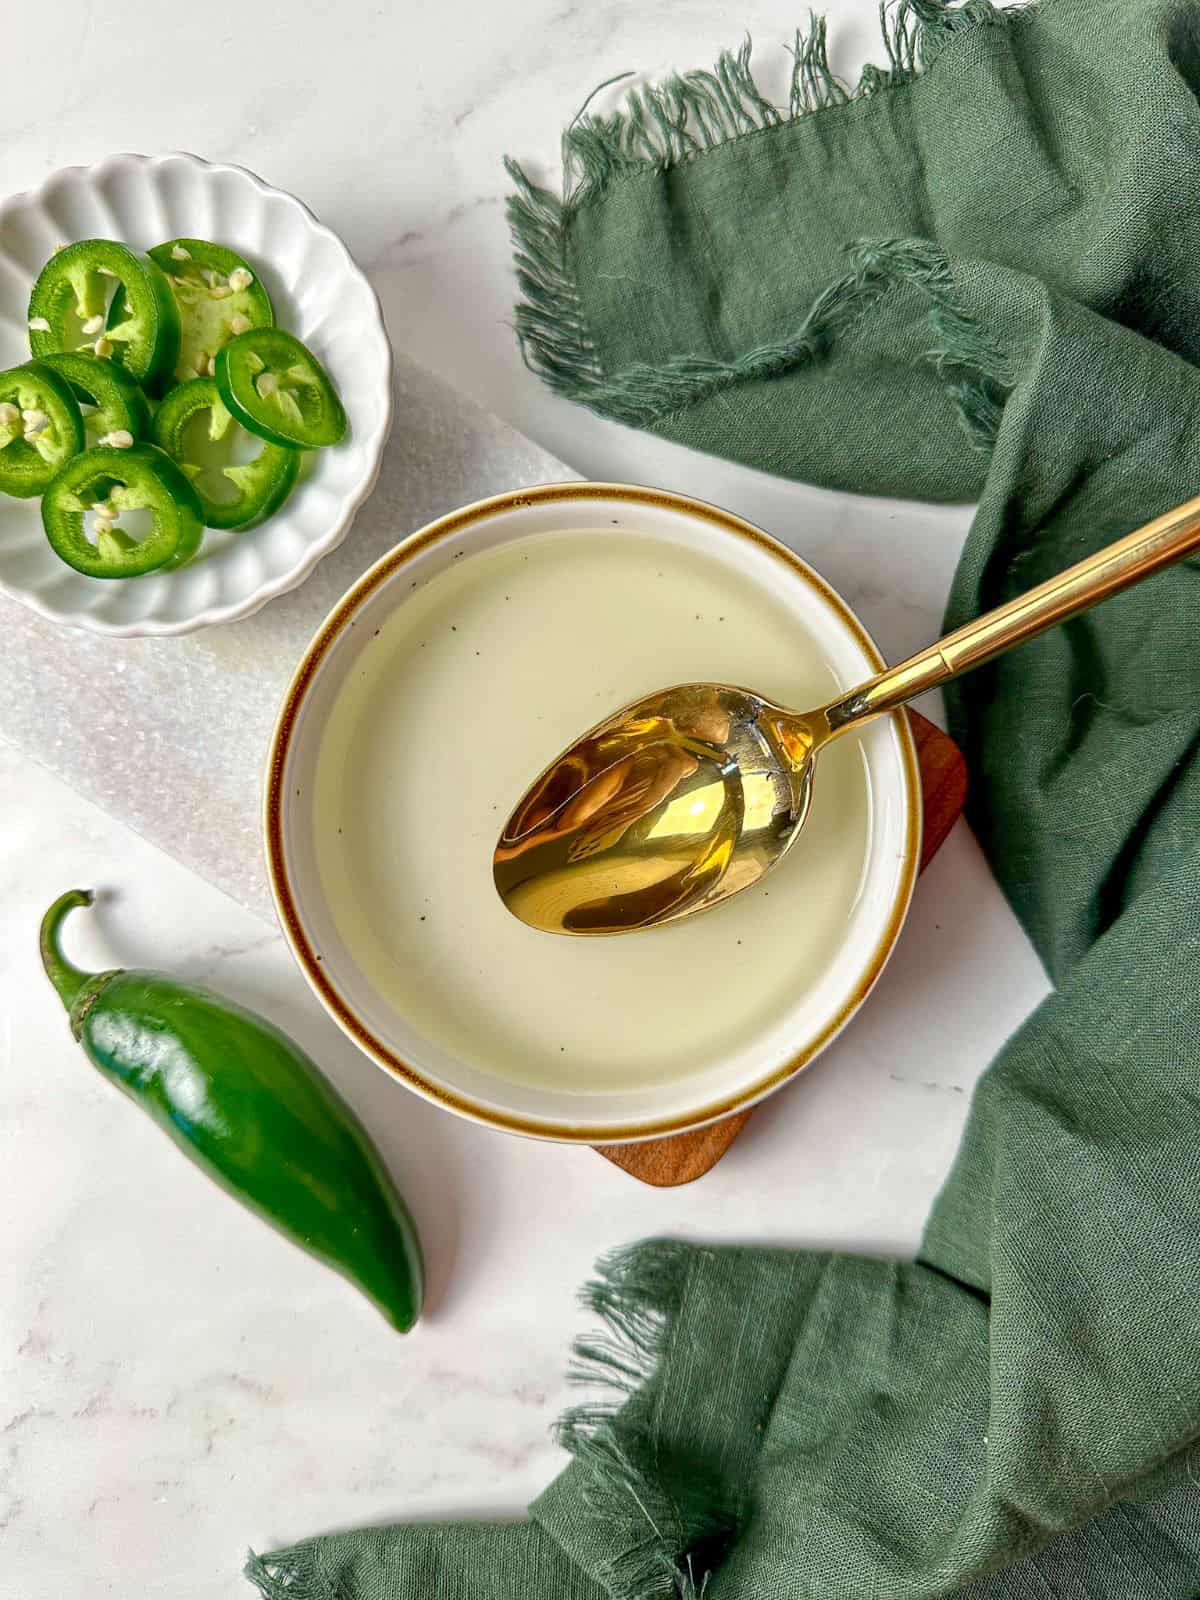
(39, 352, 151, 446)
(153, 377, 300, 529)
(28, 239, 180, 393)
(0, 361, 85, 499)
(42, 443, 204, 578)
(215, 328, 346, 449)
(117, 238, 275, 386)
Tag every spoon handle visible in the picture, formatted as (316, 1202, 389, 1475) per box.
(823, 491, 1200, 734)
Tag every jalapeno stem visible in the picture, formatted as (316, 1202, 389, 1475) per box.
(39, 889, 98, 1011)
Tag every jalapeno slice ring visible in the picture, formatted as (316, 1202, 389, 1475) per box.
(215, 328, 346, 449)
(137, 238, 275, 385)
(153, 376, 300, 530)
(39, 352, 151, 445)
(28, 239, 180, 393)
(0, 360, 85, 499)
(41, 443, 204, 578)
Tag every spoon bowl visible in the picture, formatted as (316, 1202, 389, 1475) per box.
(494, 683, 817, 934)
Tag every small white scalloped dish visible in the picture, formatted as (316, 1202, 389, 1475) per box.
(0, 152, 392, 636)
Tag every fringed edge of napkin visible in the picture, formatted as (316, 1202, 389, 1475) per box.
(505, 0, 1029, 433)
(549, 1239, 735, 1600)
(245, 1546, 324, 1599)
(241, 1242, 716, 1600)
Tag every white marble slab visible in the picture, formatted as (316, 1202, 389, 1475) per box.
(0, 1, 1052, 1594)
(3, 355, 575, 921)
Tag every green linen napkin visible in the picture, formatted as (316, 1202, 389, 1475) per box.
(248, 0, 1200, 1594)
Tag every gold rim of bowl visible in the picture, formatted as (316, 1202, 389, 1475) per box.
(263, 481, 922, 1144)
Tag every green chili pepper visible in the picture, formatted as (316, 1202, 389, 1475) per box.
(40, 891, 424, 1334)
(153, 376, 300, 529)
(145, 238, 274, 385)
(216, 327, 346, 449)
(40, 352, 152, 445)
(0, 360, 85, 498)
(41, 443, 204, 578)
(28, 239, 180, 393)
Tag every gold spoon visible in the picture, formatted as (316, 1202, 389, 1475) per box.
(494, 494, 1200, 935)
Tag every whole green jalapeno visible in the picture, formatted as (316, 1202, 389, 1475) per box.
(40, 889, 423, 1333)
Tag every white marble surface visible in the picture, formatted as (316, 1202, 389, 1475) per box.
(1, 2, 1051, 1594)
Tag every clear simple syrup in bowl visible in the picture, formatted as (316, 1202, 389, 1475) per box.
(267, 486, 919, 1141)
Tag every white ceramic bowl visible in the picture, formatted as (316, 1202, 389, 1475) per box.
(0, 151, 392, 636)
(265, 483, 920, 1143)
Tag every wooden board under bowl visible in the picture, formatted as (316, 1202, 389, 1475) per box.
(594, 709, 967, 1186)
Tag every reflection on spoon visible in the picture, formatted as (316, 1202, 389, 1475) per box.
(494, 683, 811, 934)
